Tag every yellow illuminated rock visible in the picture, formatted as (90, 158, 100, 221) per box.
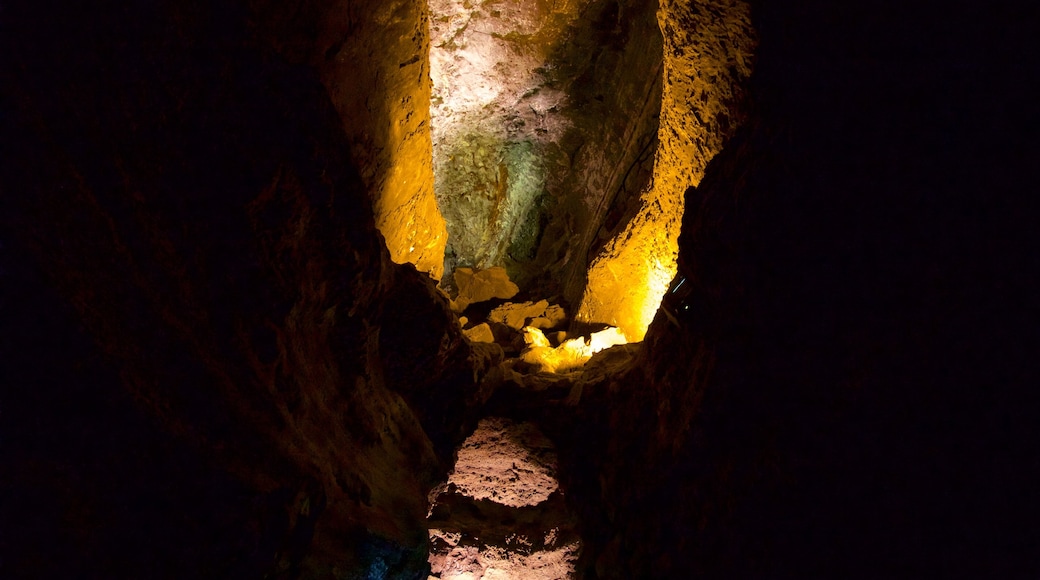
(529, 304, 567, 330)
(423, 0, 754, 342)
(520, 325, 628, 373)
(488, 300, 550, 331)
(576, 0, 756, 342)
(451, 266, 520, 311)
(462, 322, 497, 343)
(522, 326, 552, 349)
(295, 0, 448, 279)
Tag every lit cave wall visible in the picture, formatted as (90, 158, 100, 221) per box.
(428, 0, 755, 341)
(427, 0, 583, 273)
(577, 0, 756, 341)
(253, 0, 449, 279)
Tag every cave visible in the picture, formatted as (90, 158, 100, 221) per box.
(1, 0, 1034, 578)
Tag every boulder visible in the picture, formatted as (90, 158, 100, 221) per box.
(521, 326, 551, 348)
(462, 322, 496, 344)
(451, 267, 519, 312)
(528, 304, 567, 330)
(488, 300, 549, 330)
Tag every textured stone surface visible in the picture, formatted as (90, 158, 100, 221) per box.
(508, 1, 1034, 576)
(463, 322, 497, 343)
(427, 417, 579, 578)
(2, 1, 472, 576)
(448, 417, 559, 508)
(452, 266, 520, 311)
(529, 304, 567, 330)
(522, 326, 552, 349)
(4, 0, 1030, 578)
(428, 0, 672, 305)
(428, 0, 755, 343)
(542, 0, 666, 301)
(254, 0, 448, 279)
(576, 0, 756, 340)
(428, 0, 584, 272)
(489, 300, 550, 330)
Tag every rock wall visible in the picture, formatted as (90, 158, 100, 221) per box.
(2, 0, 475, 575)
(518, 0, 1035, 576)
(253, 0, 448, 279)
(576, 0, 756, 341)
(428, 0, 583, 273)
(538, 0, 666, 302)
(4, 0, 1030, 577)
(429, 0, 667, 302)
(427, 0, 755, 343)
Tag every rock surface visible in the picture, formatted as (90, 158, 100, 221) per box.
(575, 0, 756, 340)
(2, 1, 473, 576)
(528, 304, 567, 330)
(489, 300, 551, 330)
(428, 418, 580, 579)
(428, 0, 584, 271)
(448, 418, 559, 508)
(463, 322, 497, 344)
(505, 2, 1034, 577)
(452, 266, 520, 311)
(254, 0, 448, 279)
(3, 0, 1030, 578)
(426, 0, 756, 342)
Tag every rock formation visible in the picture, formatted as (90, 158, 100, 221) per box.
(2, 0, 1031, 578)
(253, 0, 448, 279)
(451, 266, 520, 311)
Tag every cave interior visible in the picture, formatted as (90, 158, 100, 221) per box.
(1, 0, 1036, 578)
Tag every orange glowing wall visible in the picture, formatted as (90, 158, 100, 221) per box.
(575, 0, 756, 342)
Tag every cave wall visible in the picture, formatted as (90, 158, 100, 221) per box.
(575, 0, 756, 340)
(534, 0, 666, 301)
(426, 0, 756, 342)
(252, 0, 448, 279)
(428, 0, 666, 301)
(427, 0, 587, 274)
(1, 0, 477, 576)
(529, 0, 1036, 576)
(3, 0, 1032, 577)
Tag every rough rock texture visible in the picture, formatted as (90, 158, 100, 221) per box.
(428, 0, 584, 272)
(2, 0, 474, 576)
(448, 417, 559, 508)
(429, 0, 670, 302)
(427, 0, 755, 342)
(253, 0, 749, 332)
(576, 0, 756, 340)
(463, 322, 498, 344)
(529, 304, 567, 330)
(253, 0, 448, 278)
(428, 501, 580, 579)
(4, 0, 1032, 577)
(451, 266, 520, 311)
(506, 1, 1035, 577)
(428, 418, 580, 579)
(543, 0, 666, 302)
(489, 300, 551, 330)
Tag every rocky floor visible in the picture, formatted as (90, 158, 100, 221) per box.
(426, 418, 580, 580)
(427, 268, 641, 579)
